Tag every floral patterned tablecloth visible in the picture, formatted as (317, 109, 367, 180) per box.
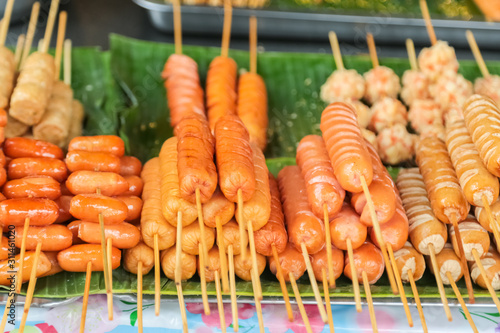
(2, 295, 500, 332)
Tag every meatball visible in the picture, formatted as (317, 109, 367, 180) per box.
(408, 99, 443, 134)
(418, 40, 459, 82)
(363, 66, 401, 105)
(419, 124, 446, 142)
(401, 70, 430, 105)
(474, 75, 500, 107)
(376, 124, 416, 165)
(347, 100, 371, 128)
(320, 69, 365, 103)
(361, 128, 377, 147)
(369, 97, 407, 133)
(431, 72, 473, 110)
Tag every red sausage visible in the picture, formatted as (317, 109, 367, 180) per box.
(65, 151, 121, 173)
(120, 156, 142, 176)
(0, 198, 59, 226)
(78, 221, 141, 249)
(329, 203, 367, 251)
(0, 168, 5, 187)
(115, 195, 143, 221)
(54, 195, 73, 223)
(268, 243, 307, 282)
(14, 224, 73, 251)
(344, 241, 385, 284)
(370, 200, 409, 252)
(3, 176, 61, 200)
(69, 194, 128, 224)
(8, 157, 68, 182)
(122, 175, 144, 197)
(68, 135, 125, 157)
(66, 171, 129, 196)
(311, 245, 344, 282)
(0, 149, 5, 167)
(67, 220, 84, 244)
(4, 137, 64, 159)
(57, 244, 121, 272)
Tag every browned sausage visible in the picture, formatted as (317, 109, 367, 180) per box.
(161, 246, 197, 281)
(329, 203, 367, 251)
(234, 248, 266, 281)
(180, 222, 215, 255)
(219, 220, 248, 255)
(268, 243, 306, 282)
(67, 220, 84, 244)
(311, 245, 344, 282)
(344, 241, 385, 284)
(123, 241, 155, 275)
(202, 187, 235, 228)
(54, 195, 73, 223)
(197, 246, 221, 282)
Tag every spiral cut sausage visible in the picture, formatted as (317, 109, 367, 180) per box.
(396, 168, 447, 255)
(162, 54, 205, 127)
(416, 136, 469, 224)
(215, 114, 256, 202)
(237, 72, 268, 150)
(393, 242, 426, 283)
(427, 244, 463, 285)
(268, 243, 306, 282)
(278, 166, 325, 254)
(320, 102, 373, 193)
(123, 241, 155, 275)
(206, 56, 238, 132)
(0, 47, 15, 109)
(470, 248, 500, 290)
(176, 114, 217, 203)
(161, 246, 197, 281)
(9, 52, 55, 126)
(449, 215, 490, 261)
(296, 135, 345, 219)
(445, 117, 499, 206)
(344, 241, 385, 284)
(463, 95, 500, 177)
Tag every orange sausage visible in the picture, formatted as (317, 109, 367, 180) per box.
(8, 157, 68, 182)
(65, 150, 121, 173)
(0, 251, 51, 285)
(69, 194, 128, 224)
(320, 102, 373, 193)
(39, 251, 63, 277)
(197, 246, 221, 282)
(4, 137, 64, 159)
(0, 236, 10, 260)
(115, 195, 143, 221)
(449, 215, 490, 261)
(68, 135, 125, 157)
(268, 243, 306, 282)
(78, 221, 141, 249)
(0, 168, 6, 187)
(215, 114, 256, 202)
(470, 248, 500, 290)
(0, 198, 59, 226)
(122, 175, 144, 197)
(393, 241, 426, 282)
(329, 203, 367, 251)
(180, 222, 215, 255)
(311, 245, 344, 282)
(253, 173, 288, 256)
(237, 72, 268, 151)
(14, 224, 72, 251)
(0, 149, 5, 167)
(428, 243, 463, 284)
(234, 248, 266, 281)
(120, 156, 142, 177)
(202, 187, 235, 228)
(57, 244, 121, 272)
(475, 199, 500, 233)
(344, 241, 385, 284)
(3, 176, 61, 200)
(161, 246, 197, 280)
(66, 171, 128, 196)
(278, 166, 325, 254)
(296, 135, 345, 219)
(176, 114, 217, 203)
(219, 220, 249, 255)
(54, 195, 72, 223)
(370, 201, 409, 252)
(161, 53, 205, 127)
(67, 220, 84, 244)
(0, 108, 6, 127)
(206, 56, 237, 132)
(123, 241, 155, 275)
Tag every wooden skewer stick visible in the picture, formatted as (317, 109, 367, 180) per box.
(221, 0, 232, 58)
(216, 216, 229, 293)
(38, 38, 44, 52)
(63, 39, 71, 85)
(249, 16, 257, 74)
(107, 237, 114, 308)
(176, 211, 189, 333)
(196, 189, 209, 261)
(346, 238, 362, 312)
(362, 270, 378, 333)
(20, 1, 40, 69)
(79, 261, 92, 333)
(289, 272, 313, 333)
(137, 261, 144, 333)
(154, 233, 161, 316)
(98, 213, 113, 320)
(41, 0, 60, 54)
(177, 283, 188, 333)
(407, 269, 428, 333)
(250, 268, 265, 333)
(300, 243, 328, 323)
(446, 271, 478, 333)
(195, 188, 211, 316)
(14, 34, 26, 68)
(419, 0, 437, 46)
(428, 243, 452, 321)
(271, 244, 294, 322)
(387, 243, 413, 327)
(406, 38, 418, 71)
(482, 195, 500, 254)
(227, 244, 239, 332)
(54, 10, 67, 80)
(321, 268, 335, 333)
(359, 176, 398, 294)
(366, 33, 379, 68)
(328, 31, 344, 70)
(19, 242, 42, 333)
(466, 30, 489, 78)
(247, 219, 263, 300)
(16, 218, 30, 294)
(199, 242, 210, 315)
(172, 0, 182, 55)
(0, 0, 14, 46)
(237, 189, 247, 261)
(450, 215, 475, 303)
(215, 270, 227, 333)
(471, 248, 500, 313)
(323, 204, 335, 288)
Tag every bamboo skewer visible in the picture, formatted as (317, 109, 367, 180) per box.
(64, 40, 71, 85)
(215, 270, 226, 333)
(249, 16, 257, 74)
(98, 213, 113, 320)
(407, 269, 428, 333)
(289, 272, 313, 333)
(366, 33, 379, 68)
(227, 244, 239, 332)
(362, 270, 378, 333)
(216, 216, 229, 293)
(428, 243, 452, 321)
(18, 242, 42, 333)
(20, 1, 40, 68)
(137, 261, 144, 333)
(195, 189, 211, 316)
(199, 242, 210, 315)
(154, 234, 161, 316)
(79, 261, 92, 333)
(471, 248, 500, 313)
(387, 243, 413, 327)
(107, 237, 114, 309)
(300, 243, 328, 324)
(251, 268, 265, 333)
(54, 10, 67, 80)
(450, 216, 475, 303)
(14, 34, 25, 68)
(482, 195, 500, 254)
(406, 38, 418, 71)
(466, 30, 489, 78)
(175, 212, 189, 333)
(420, 0, 437, 45)
(172, 0, 182, 55)
(446, 272, 478, 333)
(237, 190, 248, 262)
(247, 219, 263, 300)
(323, 204, 335, 288)
(328, 31, 344, 71)
(322, 268, 335, 333)
(346, 238, 362, 312)
(41, 0, 60, 54)
(0, 0, 14, 46)
(221, 0, 232, 58)
(16, 218, 30, 294)
(271, 244, 294, 322)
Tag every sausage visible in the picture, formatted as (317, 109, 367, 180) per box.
(0, 198, 59, 226)
(320, 102, 373, 193)
(68, 135, 125, 157)
(161, 53, 205, 127)
(310, 245, 344, 282)
(14, 224, 73, 251)
(159, 137, 198, 226)
(463, 95, 500, 177)
(0, 168, 5, 188)
(397, 168, 448, 255)
(445, 118, 499, 206)
(449, 215, 490, 261)
(268, 243, 306, 282)
(3, 137, 64, 159)
(78, 221, 141, 249)
(65, 151, 121, 173)
(215, 114, 256, 202)
(122, 176, 143, 197)
(393, 241, 426, 283)
(39, 251, 63, 277)
(202, 187, 235, 228)
(0, 108, 5, 127)
(67, 220, 84, 244)
(123, 241, 155, 275)
(475, 198, 500, 233)
(370, 200, 409, 252)
(219, 220, 249, 255)
(3, 176, 61, 200)
(470, 248, 500, 290)
(329, 203, 367, 251)
(180, 222, 215, 255)
(344, 241, 385, 284)
(0, 236, 10, 260)
(66, 171, 128, 196)
(0, 149, 5, 167)
(54, 195, 72, 223)
(197, 246, 221, 282)
(206, 56, 238, 132)
(234, 248, 266, 281)
(237, 72, 268, 151)
(57, 244, 121, 272)
(427, 243, 463, 285)
(160, 246, 197, 280)
(351, 141, 397, 226)
(115, 195, 143, 221)
(0, 251, 51, 285)
(296, 135, 345, 219)
(8, 157, 67, 182)
(120, 156, 142, 177)
(176, 114, 217, 203)
(253, 173, 288, 256)
(235, 144, 271, 231)
(0, 193, 5, 202)
(69, 194, 128, 224)
(278, 166, 325, 254)
(141, 158, 159, 202)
